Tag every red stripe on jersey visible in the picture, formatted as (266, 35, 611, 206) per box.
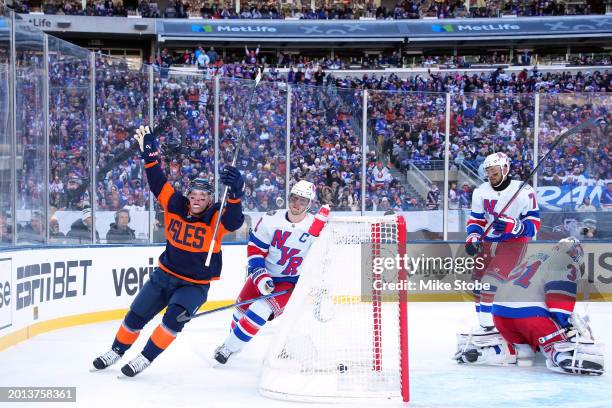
(467, 219, 487, 227)
(546, 293, 575, 312)
(528, 219, 541, 231)
(247, 245, 268, 257)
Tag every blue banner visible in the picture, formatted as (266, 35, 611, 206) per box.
(537, 185, 604, 211)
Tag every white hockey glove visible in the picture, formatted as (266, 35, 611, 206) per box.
(250, 267, 275, 295)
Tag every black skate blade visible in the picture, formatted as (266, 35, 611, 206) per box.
(559, 360, 604, 375)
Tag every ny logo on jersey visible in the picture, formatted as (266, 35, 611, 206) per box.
(271, 230, 304, 276)
(484, 199, 499, 218)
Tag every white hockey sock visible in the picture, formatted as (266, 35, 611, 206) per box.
(224, 300, 272, 353)
(477, 307, 494, 328)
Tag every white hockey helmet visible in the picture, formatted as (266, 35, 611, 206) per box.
(483, 152, 510, 186)
(290, 180, 316, 210)
(555, 237, 585, 265)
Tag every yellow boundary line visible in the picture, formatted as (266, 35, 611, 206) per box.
(0, 300, 233, 352)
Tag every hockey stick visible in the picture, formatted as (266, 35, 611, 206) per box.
(176, 288, 291, 322)
(481, 115, 605, 238)
(205, 69, 263, 267)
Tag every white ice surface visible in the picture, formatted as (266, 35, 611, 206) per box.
(1, 302, 610, 408)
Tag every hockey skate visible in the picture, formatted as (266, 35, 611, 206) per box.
(213, 344, 234, 365)
(120, 353, 151, 377)
(92, 349, 123, 370)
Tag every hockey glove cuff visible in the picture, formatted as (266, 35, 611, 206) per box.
(465, 233, 482, 256)
(250, 267, 274, 295)
(308, 205, 330, 237)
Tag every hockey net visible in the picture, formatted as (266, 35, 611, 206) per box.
(259, 215, 409, 402)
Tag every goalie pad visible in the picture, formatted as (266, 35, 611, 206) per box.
(546, 339, 604, 376)
(544, 314, 605, 376)
(455, 328, 535, 366)
(455, 327, 516, 365)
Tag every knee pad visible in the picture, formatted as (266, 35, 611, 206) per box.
(163, 304, 188, 333)
(124, 310, 148, 331)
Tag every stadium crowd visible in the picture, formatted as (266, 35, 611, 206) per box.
(8, 50, 610, 245)
(11, 0, 605, 18)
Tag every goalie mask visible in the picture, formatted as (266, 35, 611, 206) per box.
(483, 152, 510, 188)
(289, 180, 316, 213)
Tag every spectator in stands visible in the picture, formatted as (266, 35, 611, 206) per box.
(426, 184, 440, 210)
(106, 208, 136, 243)
(458, 183, 472, 208)
(576, 196, 597, 212)
(448, 182, 459, 209)
(18, 211, 44, 243)
(601, 182, 612, 211)
(66, 206, 100, 244)
(49, 216, 66, 242)
(0, 212, 12, 244)
(245, 44, 260, 65)
(579, 218, 601, 240)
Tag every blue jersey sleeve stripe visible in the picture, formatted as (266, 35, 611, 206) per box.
(470, 212, 485, 219)
(544, 281, 577, 294)
(522, 210, 540, 218)
(247, 257, 266, 269)
(492, 305, 551, 318)
(467, 225, 485, 235)
(249, 232, 270, 250)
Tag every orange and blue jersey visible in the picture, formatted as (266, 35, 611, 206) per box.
(144, 159, 244, 284)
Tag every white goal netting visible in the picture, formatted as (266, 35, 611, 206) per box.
(259, 215, 409, 402)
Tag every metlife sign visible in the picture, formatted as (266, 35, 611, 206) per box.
(406, 16, 612, 38)
(160, 16, 611, 42)
(163, 20, 403, 40)
(431, 23, 520, 32)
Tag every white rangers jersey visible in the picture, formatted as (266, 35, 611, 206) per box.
(467, 180, 540, 242)
(247, 210, 318, 284)
(492, 241, 581, 326)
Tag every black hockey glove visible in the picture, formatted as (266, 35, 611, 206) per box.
(220, 165, 245, 199)
(133, 125, 158, 164)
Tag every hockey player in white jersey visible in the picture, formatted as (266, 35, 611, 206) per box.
(213, 180, 330, 364)
(457, 152, 541, 362)
(456, 238, 604, 376)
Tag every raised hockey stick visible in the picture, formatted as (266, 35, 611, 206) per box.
(481, 115, 606, 238)
(176, 288, 291, 322)
(205, 69, 263, 267)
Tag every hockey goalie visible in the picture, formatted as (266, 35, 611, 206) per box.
(455, 238, 604, 376)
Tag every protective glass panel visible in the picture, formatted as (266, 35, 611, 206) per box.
(537, 93, 611, 241)
(95, 54, 150, 244)
(47, 36, 92, 245)
(368, 89, 446, 240)
(14, 19, 45, 245)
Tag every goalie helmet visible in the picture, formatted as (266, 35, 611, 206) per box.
(290, 180, 316, 210)
(555, 237, 584, 265)
(188, 178, 213, 195)
(483, 152, 510, 186)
